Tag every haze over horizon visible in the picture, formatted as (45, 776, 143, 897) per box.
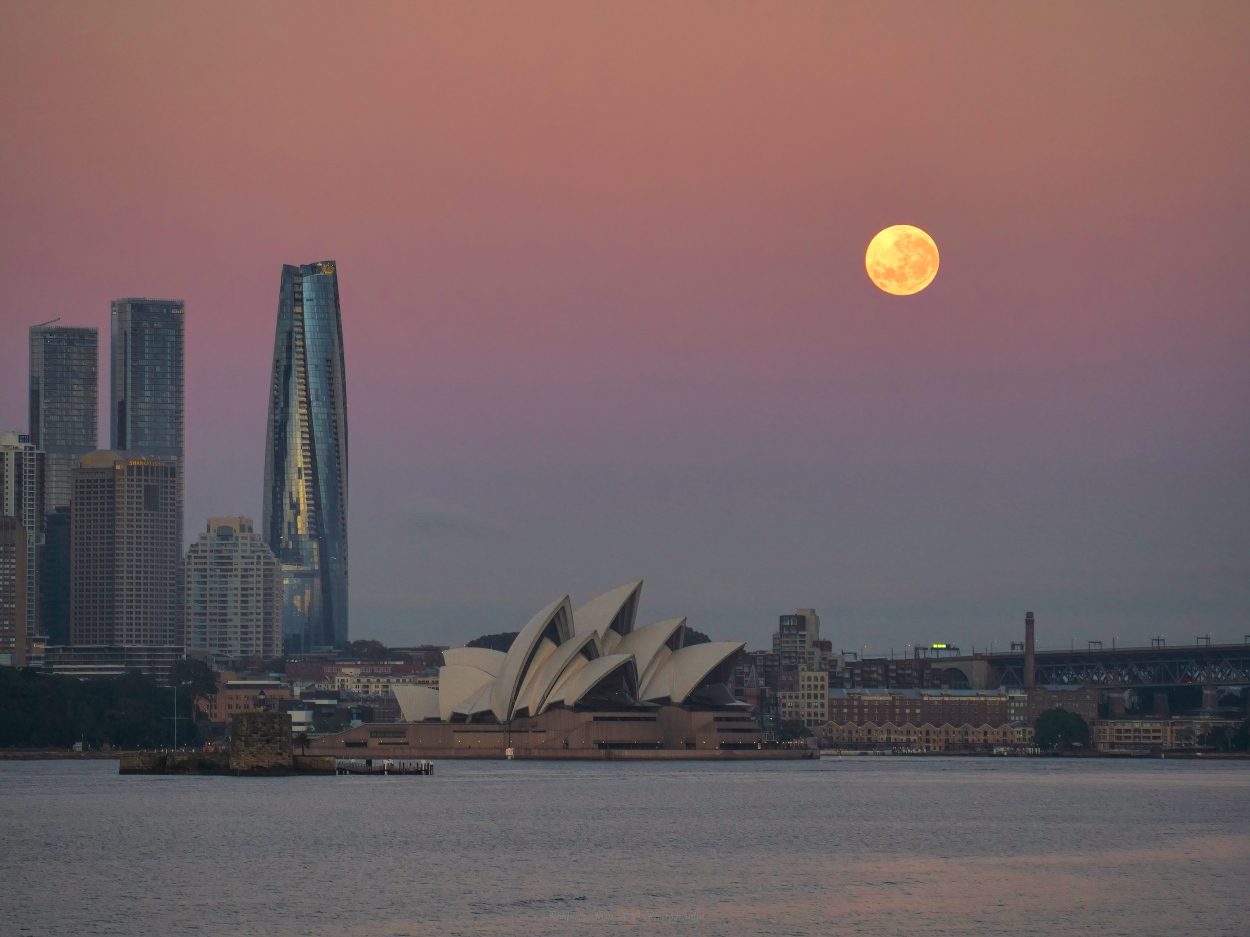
(2, 1, 1247, 653)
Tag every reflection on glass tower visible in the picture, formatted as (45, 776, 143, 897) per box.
(29, 324, 99, 514)
(263, 261, 348, 652)
(110, 298, 185, 549)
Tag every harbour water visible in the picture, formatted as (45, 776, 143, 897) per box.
(2, 757, 1247, 936)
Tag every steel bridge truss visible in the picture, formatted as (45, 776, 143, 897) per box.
(989, 645, 1250, 688)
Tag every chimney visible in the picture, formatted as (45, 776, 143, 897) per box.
(1024, 612, 1036, 689)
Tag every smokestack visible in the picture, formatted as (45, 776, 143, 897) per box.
(1024, 611, 1036, 689)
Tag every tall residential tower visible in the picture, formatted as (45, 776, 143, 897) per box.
(29, 324, 98, 514)
(70, 451, 179, 647)
(184, 516, 282, 661)
(263, 261, 348, 652)
(0, 517, 29, 666)
(110, 298, 185, 545)
(0, 432, 45, 642)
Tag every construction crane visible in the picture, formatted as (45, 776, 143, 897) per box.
(32, 317, 62, 328)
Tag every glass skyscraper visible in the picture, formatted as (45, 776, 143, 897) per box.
(110, 298, 185, 546)
(29, 325, 98, 514)
(263, 261, 348, 652)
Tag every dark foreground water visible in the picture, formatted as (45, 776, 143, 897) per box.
(2, 757, 1247, 937)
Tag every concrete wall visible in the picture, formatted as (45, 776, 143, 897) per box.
(308, 706, 767, 758)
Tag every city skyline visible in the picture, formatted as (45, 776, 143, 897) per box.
(0, 3, 1247, 653)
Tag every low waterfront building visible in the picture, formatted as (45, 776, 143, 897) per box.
(199, 679, 293, 724)
(821, 720, 1034, 752)
(1091, 716, 1244, 753)
(1024, 684, 1101, 723)
(316, 663, 433, 695)
(828, 687, 1028, 727)
(42, 643, 183, 683)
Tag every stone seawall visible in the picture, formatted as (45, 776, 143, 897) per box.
(229, 712, 293, 773)
(314, 747, 816, 761)
(119, 711, 338, 776)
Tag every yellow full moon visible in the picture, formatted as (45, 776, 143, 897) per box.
(865, 224, 939, 295)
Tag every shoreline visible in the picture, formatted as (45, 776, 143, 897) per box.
(0, 750, 126, 760)
(4, 748, 1247, 762)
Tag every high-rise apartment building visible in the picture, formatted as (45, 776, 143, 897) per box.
(0, 432, 45, 639)
(184, 516, 282, 661)
(29, 324, 98, 514)
(773, 607, 821, 672)
(40, 506, 71, 645)
(70, 451, 179, 646)
(110, 299, 184, 546)
(0, 517, 28, 666)
(263, 261, 349, 652)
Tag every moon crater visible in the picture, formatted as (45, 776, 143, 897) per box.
(865, 225, 939, 296)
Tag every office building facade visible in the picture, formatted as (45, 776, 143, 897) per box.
(263, 261, 349, 651)
(0, 517, 28, 666)
(110, 299, 184, 545)
(70, 451, 179, 646)
(184, 516, 282, 661)
(40, 506, 71, 645)
(0, 432, 45, 640)
(29, 325, 99, 514)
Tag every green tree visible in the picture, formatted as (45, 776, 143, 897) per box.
(341, 639, 392, 660)
(777, 718, 811, 742)
(466, 632, 519, 652)
(169, 658, 218, 744)
(170, 658, 217, 700)
(1230, 719, 1250, 752)
(1202, 726, 1231, 751)
(1034, 708, 1090, 751)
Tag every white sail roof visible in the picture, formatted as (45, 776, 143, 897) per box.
(490, 596, 573, 722)
(513, 630, 599, 718)
(429, 581, 745, 722)
(572, 581, 642, 644)
(546, 653, 637, 710)
(615, 617, 686, 685)
(437, 664, 496, 722)
(640, 641, 745, 704)
(441, 647, 506, 676)
(392, 685, 440, 722)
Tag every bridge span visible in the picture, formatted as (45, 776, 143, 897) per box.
(937, 642, 1250, 690)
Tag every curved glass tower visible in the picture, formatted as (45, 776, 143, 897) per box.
(263, 261, 348, 652)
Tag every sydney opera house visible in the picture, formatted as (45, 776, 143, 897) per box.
(313, 581, 786, 758)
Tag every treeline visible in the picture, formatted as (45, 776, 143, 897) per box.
(0, 667, 202, 750)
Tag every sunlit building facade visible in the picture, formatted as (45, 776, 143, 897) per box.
(29, 324, 98, 514)
(263, 261, 349, 652)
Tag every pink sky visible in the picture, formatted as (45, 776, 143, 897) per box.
(2, 1, 1247, 649)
